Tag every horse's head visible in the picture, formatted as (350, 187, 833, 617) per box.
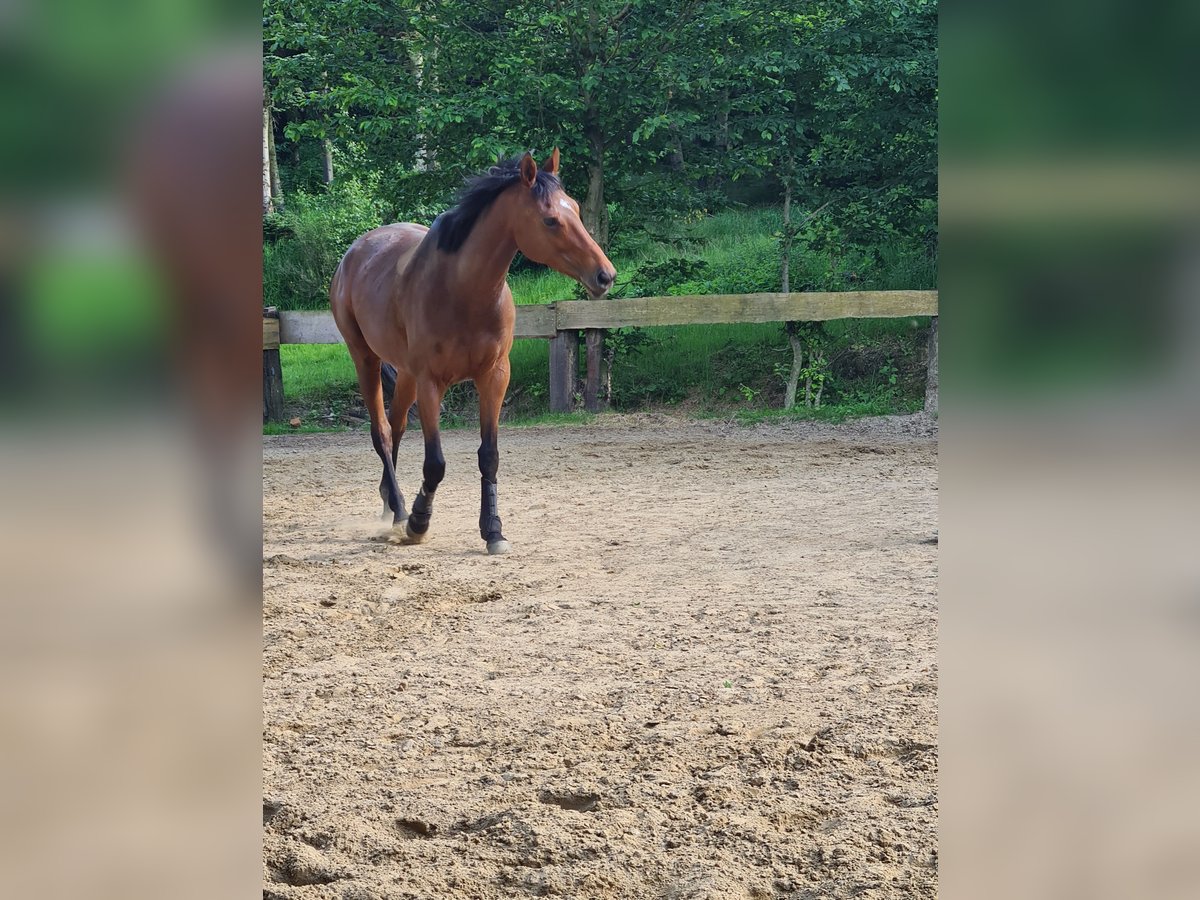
(510, 149, 616, 299)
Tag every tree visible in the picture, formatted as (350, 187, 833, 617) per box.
(263, 0, 936, 280)
(393, 1, 719, 247)
(262, 104, 273, 215)
(264, 0, 425, 198)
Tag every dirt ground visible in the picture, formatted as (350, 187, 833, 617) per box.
(263, 413, 938, 899)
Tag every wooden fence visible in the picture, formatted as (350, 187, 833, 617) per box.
(263, 290, 939, 422)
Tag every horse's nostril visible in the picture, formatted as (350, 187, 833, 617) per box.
(596, 269, 613, 287)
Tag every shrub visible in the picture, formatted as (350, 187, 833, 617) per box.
(263, 179, 386, 310)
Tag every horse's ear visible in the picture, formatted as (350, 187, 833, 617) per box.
(519, 152, 538, 187)
(540, 147, 560, 176)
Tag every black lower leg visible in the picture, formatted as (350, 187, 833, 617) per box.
(379, 435, 402, 508)
(477, 437, 504, 542)
(407, 438, 445, 535)
(371, 426, 405, 523)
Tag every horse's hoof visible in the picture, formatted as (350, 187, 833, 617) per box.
(405, 521, 429, 544)
(486, 539, 511, 556)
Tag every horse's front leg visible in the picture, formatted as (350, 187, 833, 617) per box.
(404, 378, 447, 544)
(476, 364, 511, 555)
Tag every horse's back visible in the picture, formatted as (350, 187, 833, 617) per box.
(331, 223, 427, 300)
(330, 223, 428, 355)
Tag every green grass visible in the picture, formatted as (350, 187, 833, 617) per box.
(730, 394, 924, 426)
(281, 344, 357, 404)
(263, 420, 348, 435)
(509, 269, 577, 305)
(505, 410, 596, 427)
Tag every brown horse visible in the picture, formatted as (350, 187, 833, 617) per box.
(330, 150, 615, 554)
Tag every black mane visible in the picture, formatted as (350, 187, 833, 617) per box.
(430, 156, 560, 253)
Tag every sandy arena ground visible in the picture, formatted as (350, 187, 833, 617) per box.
(263, 414, 938, 899)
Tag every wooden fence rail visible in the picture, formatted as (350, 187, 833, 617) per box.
(263, 291, 938, 421)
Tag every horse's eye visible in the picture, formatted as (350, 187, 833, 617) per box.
(543, 217, 560, 228)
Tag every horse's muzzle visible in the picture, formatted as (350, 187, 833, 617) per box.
(586, 267, 616, 299)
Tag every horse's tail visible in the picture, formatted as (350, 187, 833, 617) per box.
(381, 361, 398, 405)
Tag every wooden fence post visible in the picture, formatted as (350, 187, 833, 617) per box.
(583, 328, 605, 412)
(263, 308, 285, 423)
(924, 315, 938, 414)
(548, 329, 578, 413)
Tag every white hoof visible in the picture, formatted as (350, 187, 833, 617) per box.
(486, 539, 511, 556)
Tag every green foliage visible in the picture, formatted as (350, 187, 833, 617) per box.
(604, 327, 658, 360)
(781, 322, 831, 408)
(264, 1, 936, 259)
(263, 179, 386, 310)
(624, 256, 712, 297)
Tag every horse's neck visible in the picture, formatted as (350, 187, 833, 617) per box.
(443, 193, 518, 302)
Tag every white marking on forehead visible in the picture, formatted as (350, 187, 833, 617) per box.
(558, 198, 573, 212)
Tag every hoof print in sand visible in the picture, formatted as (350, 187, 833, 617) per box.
(537, 789, 601, 813)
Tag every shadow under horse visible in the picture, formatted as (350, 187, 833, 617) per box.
(330, 150, 615, 554)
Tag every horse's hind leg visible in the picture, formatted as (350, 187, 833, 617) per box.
(378, 367, 417, 520)
(404, 377, 447, 544)
(349, 349, 405, 527)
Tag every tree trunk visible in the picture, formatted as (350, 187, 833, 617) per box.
(582, 110, 608, 248)
(666, 88, 684, 172)
(581, 106, 609, 394)
(924, 316, 939, 414)
(267, 107, 284, 210)
(322, 138, 334, 185)
(713, 87, 730, 186)
(716, 88, 730, 152)
(262, 107, 273, 215)
(668, 129, 684, 173)
(784, 324, 803, 410)
(603, 341, 615, 406)
(781, 181, 803, 409)
(408, 49, 429, 171)
(781, 181, 791, 292)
